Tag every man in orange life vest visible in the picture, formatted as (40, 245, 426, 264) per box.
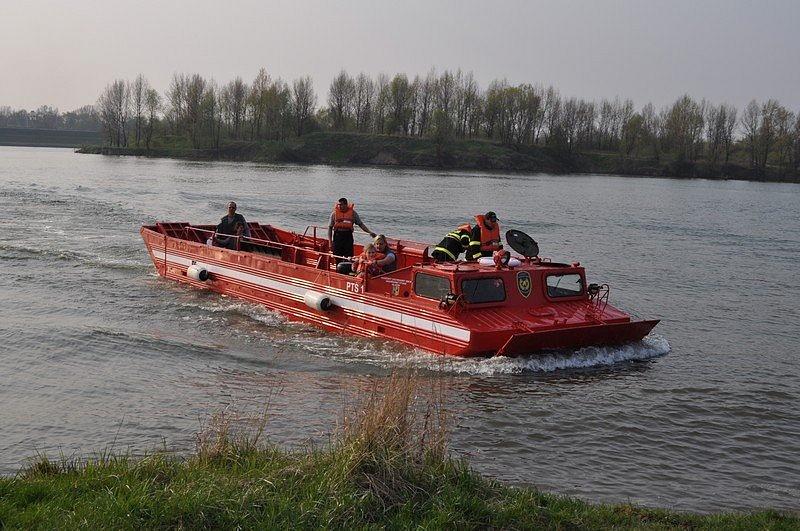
(328, 197, 376, 262)
(467, 211, 502, 261)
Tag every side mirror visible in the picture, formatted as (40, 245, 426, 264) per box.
(439, 292, 457, 309)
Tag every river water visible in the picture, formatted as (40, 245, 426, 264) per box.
(0, 146, 798, 513)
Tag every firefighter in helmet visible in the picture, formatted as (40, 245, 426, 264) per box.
(431, 224, 472, 262)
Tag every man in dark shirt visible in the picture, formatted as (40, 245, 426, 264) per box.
(216, 201, 251, 238)
(215, 222, 245, 250)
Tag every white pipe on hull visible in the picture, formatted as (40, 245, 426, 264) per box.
(304, 291, 333, 311)
(187, 264, 209, 281)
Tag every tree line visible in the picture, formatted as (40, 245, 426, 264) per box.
(94, 68, 800, 176)
(0, 105, 100, 131)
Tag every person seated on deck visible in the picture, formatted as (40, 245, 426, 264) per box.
(372, 234, 396, 273)
(352, 243, 384, 278)
(216, 201, 251, 239)
(336, 234, 396, 276)
(214, 221, 245, 250)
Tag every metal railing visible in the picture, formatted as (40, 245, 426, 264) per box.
(183, 226, 354, 262)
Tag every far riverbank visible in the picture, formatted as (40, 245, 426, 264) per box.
(76, 132, 800, 184)
(0, 127, 101, 148)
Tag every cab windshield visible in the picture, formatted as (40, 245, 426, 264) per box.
(546, 273, 583, 298)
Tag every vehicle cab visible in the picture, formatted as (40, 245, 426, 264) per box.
(407, 260, 588, 312)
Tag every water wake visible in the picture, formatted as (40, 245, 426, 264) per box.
(415, 334, 670, 375)
(303, 334, 670, 375)
(164, 292, 671, 375)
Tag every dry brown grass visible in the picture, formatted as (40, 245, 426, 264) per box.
(194, 405, 270, 463)
(340, 371, 449, 461)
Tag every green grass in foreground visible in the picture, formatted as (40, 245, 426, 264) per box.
(0, 374, 796, 529)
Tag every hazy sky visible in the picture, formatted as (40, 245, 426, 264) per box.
(2, 0, 798, 112)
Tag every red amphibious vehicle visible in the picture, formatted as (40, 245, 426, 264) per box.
(141, 221, 658, 357)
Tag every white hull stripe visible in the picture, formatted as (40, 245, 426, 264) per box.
(163, 252, 470, 343)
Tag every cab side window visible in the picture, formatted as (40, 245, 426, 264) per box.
(414, 273, 451, 300)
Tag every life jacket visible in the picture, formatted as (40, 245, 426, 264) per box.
(354, 251, 386, 275)
(475, 215, 501, 252)
(332, 203, 355, 231)
(456, 223, 471, 233)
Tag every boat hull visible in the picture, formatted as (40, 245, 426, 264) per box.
(495, 320, 660, 356)
(142, 224, 659, 357)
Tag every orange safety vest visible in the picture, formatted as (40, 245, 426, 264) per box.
(475, 214, 501, 252)
(332, 203, 355, 231)
(355, 251, 386, 275)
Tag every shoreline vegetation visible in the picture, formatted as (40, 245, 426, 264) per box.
(0, 373, 796, 528)
(77, 131, 800, 183)
(5, 66, 799, 183)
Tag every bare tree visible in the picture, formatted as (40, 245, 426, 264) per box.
(143, 88, 161, 150)
(558, 97, 580, 153)
(772, 106, 795, 173)
(220, 77, 248, 139)
(292, 76, 316, 136)
(794, 112, 800, 172)
(640, 103, 659, 159)
(415, 69, 436, 137)
(575, 100, 596, 150)
(328, 70, 356, 131)
(740, 100, 761, 170)
(97, 79, 130, 147)
(353, 73, 374, 133)
(482, 80, 504, 140)
(248, 68, 272, 139)
(620, 113, 644, 158)
(458, 72, 480, 138)
(130, 74, 149, 147)
(663, 95, 704, 161)
(388, 73, 414, 134)
(436, 70, 456, 129)
(543, 87, 561, 144)
(705, 104, 726, 167)
(166, 73, 187, 135)
(372, 73, 390, 133)
(515, 84, 543, 145)
(757, 99, 781, 173)
(265, 79, 291, 140)
(184, 74, 207, 147)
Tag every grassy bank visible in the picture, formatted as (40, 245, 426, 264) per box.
(76, 131, 800, 183)
(0, 374, 795, 529)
